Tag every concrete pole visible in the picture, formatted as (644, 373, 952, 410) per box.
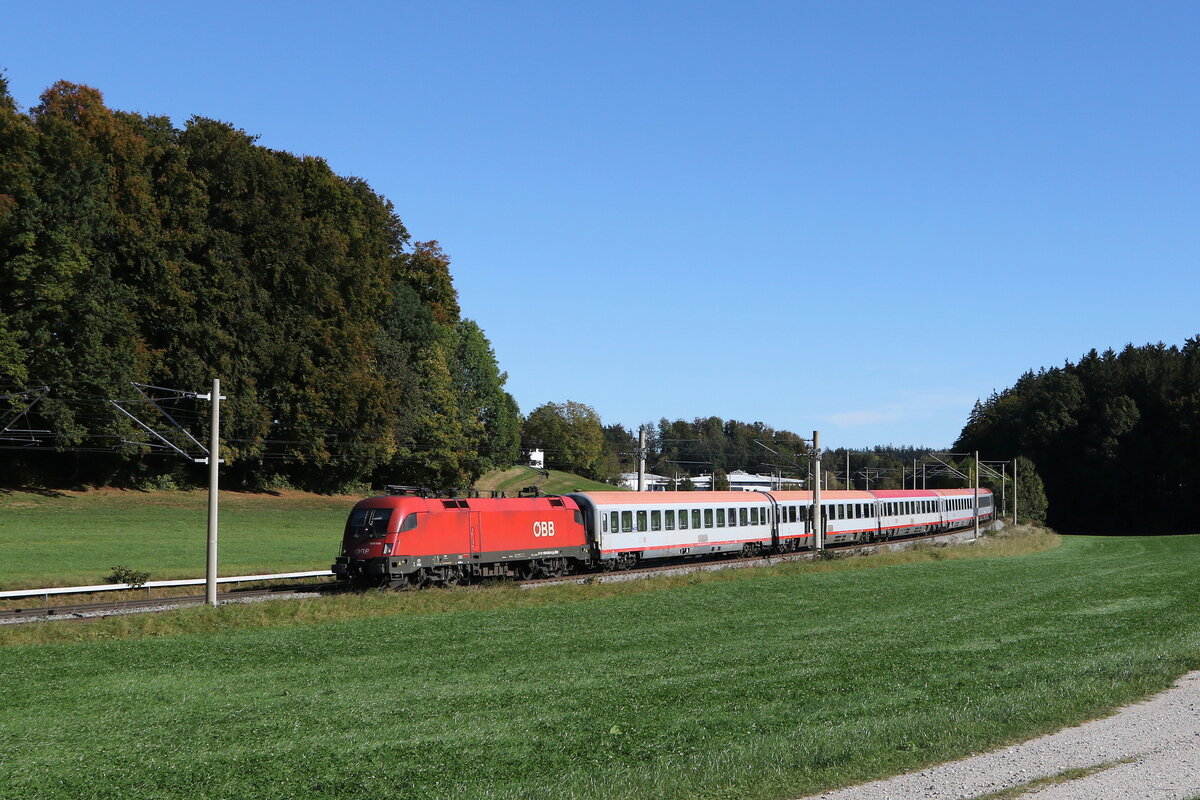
(973, 450, 980, 539)
(846, 451, 851, 490)
(1001, 463, 1007, 519)
(922, 462, 927, 489)
(637, 427, 646, 492)
(812, 430, 823, 551)
(1013, 457, 1018, 525)
(206, 378, 220, 607)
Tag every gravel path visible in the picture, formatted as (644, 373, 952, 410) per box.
(803, 671, 1200, 800)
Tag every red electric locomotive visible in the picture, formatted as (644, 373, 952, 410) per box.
(332, 488, 592, 588)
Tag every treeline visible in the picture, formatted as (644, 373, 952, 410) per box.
(956, 339, 1200, 532)
(549, 412, 955, 490)
(0, 79, 519, 491)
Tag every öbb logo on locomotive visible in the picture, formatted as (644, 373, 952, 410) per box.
(333, 488, 995, 588)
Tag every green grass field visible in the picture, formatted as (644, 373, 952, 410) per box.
(0, 489, 358, 589)
(2, 532, 1198, 800)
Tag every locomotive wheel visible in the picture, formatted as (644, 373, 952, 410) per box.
(440, 566, 466, 586)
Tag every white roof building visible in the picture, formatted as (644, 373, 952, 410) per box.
(620, 470, 804, 492)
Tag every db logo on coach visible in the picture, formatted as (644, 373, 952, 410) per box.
(533, 521, 556, 537)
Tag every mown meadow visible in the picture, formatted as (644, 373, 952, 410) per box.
(2, 531, 1199, 800)
(0, 489, 355, 589)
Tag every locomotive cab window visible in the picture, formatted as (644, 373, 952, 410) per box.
(349, 508, 393, 538)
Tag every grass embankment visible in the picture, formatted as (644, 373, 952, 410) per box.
(5, 529, 1200, 800)
(474, 465, 621, 495)
(0, 488, 356, 590)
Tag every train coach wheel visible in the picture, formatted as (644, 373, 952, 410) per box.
(615, 552, 639, 571)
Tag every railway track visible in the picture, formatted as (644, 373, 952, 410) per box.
(1, 526, 987, 626)
(0, 580, 339, 625)
(519, 526, 982, 589)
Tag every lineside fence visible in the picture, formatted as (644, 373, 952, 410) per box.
(0, 570, 334, 601)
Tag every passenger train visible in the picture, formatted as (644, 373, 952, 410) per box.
(333, 486, 995, 588)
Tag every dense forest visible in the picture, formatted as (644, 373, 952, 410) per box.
(0, 78, 520, 491)
(957, 339, 1200, 532)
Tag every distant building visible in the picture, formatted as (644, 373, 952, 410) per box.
(620, 469, 804, 491)
(617, 472, 671, 491)
(528, 449, 544, 469)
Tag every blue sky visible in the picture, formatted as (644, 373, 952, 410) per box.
(3, 1, 1197, 448)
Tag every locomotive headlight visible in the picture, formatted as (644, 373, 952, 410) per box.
(382, 543, 393, 555)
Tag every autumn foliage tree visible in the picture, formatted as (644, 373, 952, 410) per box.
(523, 401, 607, 479)
(0, 79, 519, 491)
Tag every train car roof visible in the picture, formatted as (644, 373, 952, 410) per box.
(770, 490, 876, 501)
(573, 491, 773, 505)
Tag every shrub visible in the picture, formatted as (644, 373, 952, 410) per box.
(107, 566, 151, 588)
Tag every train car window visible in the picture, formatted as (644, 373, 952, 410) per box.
(751, 508, 759, 525)
(740, 508, 749, 526)
(704, 509, 713, 528)
(679, 509, 689, 529)
(693, 509, 702, 528)
(728, 507, 736, 525)
(609, 511, 618, 532)
(651, 510, 661, 531)
(621, 511, 633, 533)
(789, 506, 797, 523)
(716, 509, 726, 527)
(636, 510, 647, 531)
(665, 510, 675, 530)
(602, 515, 608, 533)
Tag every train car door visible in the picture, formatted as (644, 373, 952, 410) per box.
(760, 493, 780, 549)
(468, 511, 483, 561)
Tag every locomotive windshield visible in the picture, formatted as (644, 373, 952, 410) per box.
(348, 508, 393, 538)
